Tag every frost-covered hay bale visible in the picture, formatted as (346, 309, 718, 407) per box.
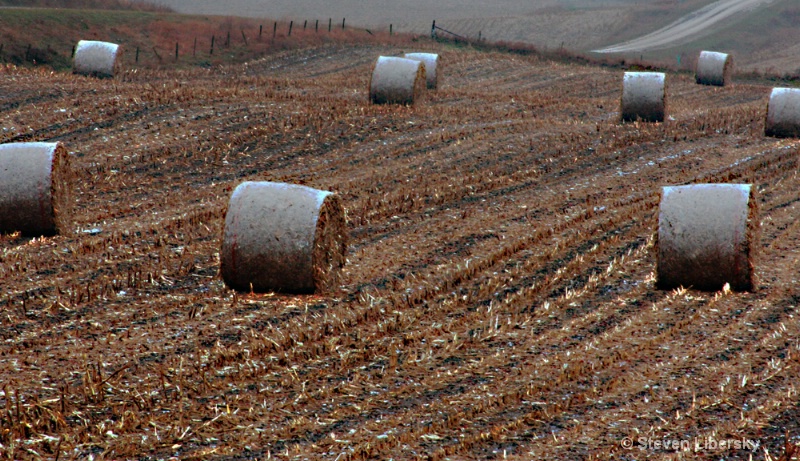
(0, 142, 73, 236)
(73, 40, 121, 78)
(620, 72, 666, 123)
(765, 88, 800, 138)
(369, 56, 426, 105)
(695, 51, 732, 86)
(403, 53, 439, 89)
(657, 184, 757, 292)
(220, 181, 347, 293)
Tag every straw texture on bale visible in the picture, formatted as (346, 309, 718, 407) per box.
(695, 51, 732, 86)
(220, 181, 347, 293)
(369, 56, 426, 105)
(657, 184, 757, 292)
(620, 72, 666, 123)
(0, 142, 72, 236)
(403, 53, 439, 89)
(765, 87, 800, 138)
(73, 40, 121, 78)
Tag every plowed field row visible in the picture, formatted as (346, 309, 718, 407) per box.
(1, 43, 798, 460)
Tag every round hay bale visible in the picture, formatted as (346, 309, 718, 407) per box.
(657, 183, 757, 292)
(369, 56, 426, 105)
(220, 181, 347, 293)
(0, 142, 73, 236)
(73, 40, 121, 78)
(695, 51, 733, 86)
(765, 87, 800, 138)
(403, 52, 439, 89)
(620, 71, 666, 123)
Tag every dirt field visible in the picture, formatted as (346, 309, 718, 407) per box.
(2, 42, 800, 460)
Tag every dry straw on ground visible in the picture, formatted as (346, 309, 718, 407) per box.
(403, 52, 440, 89)
(73, 40, 122, 78)
(657, 183, 757, 291)
(220, 181, 347, 293)
(369, 56, 426, 105)
(695, 50, 733, 86)
(0, 141, 72, 236)
(620, 71, 666, 122)
(765, 87, 800, 138)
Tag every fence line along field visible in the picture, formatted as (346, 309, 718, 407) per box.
(1, 42, 800, 459)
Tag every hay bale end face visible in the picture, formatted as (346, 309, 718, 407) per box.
(695, 51, 732, 86)
(403, 52, 439, 89)
(620, 71, 666, 123)
(369, 56, 426, 105)
(765, 87, 800, 138)
(73, 40, 121, 78)
(0, 142, 73, 236)
(220, 181, 347, 294)
(657, 184, 757, 292)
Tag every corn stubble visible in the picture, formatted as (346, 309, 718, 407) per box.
(1, 44, 799, 459)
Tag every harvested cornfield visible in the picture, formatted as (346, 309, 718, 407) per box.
(1, 43, 799, 460)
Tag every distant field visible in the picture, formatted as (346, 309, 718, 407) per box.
(144, 0, 799, 73)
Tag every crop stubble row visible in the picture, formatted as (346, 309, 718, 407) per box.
(1, 44, 799, 458)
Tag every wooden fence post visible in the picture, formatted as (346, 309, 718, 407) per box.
(328, 18, 331, 32)
(288, 21, 293, 36)
(210, 35, 215, 55)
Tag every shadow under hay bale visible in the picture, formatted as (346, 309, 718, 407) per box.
(403, 52, 439, 90)
(695, 51, 733, 86)
(0, 142, 73, 236)
(369, 56, 426, 105)
(220, 181, 347, 294)
(73, 40, 121, 78)
(765, 87, 800, 138)
(620, 71, 666, 123)
(656, 183, 757, 292)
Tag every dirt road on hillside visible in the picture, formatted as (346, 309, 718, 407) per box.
(594, 0, 779, 52)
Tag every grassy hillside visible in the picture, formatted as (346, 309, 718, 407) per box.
(0, 7, 404, 71)
(0, 0, 170, 11)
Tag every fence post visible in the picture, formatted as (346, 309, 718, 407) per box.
(390, 24, 393, 36)
(210, 35, 214, 55)
(226, 30, 231, 47)
(273, 21, 277, 38)
(303, 20, 307, 30)
(259, 24, 263, 39)
(431, 20, 436, 39)
(315, 19, 318, 32)
(328, 18, 331, 32)
(135, 46, 139, 63)
(175, 42, 179, 61)
(241, 29, 248, 45)
(288, 21, 293, 36)
(193, 37, 197, 56)
(342, 18, 345, 29)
